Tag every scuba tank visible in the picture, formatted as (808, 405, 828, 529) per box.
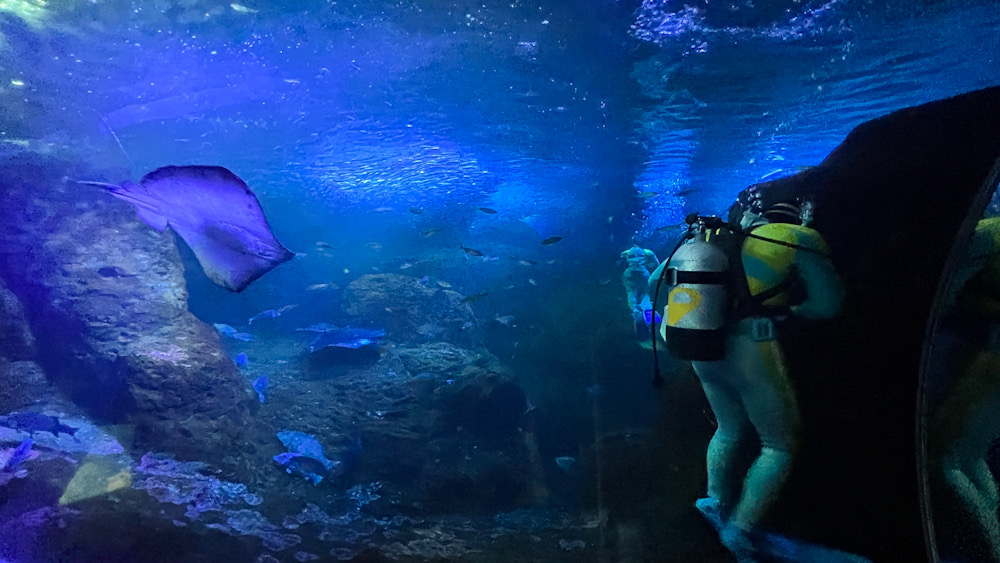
(659, 216, 732, 362)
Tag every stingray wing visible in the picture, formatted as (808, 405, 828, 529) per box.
(135, 166, 294, 292)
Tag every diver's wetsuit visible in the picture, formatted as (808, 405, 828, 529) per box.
(686, 222, 842, 538)
(931, 216, 1000, 560)
(621, 247, 660, 347)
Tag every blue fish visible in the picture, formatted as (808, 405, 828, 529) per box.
(234, 353, 248, 366)
(2, 438, 34, 471)
(276, 431, 337, 471)
(82, 166, 294, 292)
(273, 452, 329, 485)
(213, 324, 254, 342)
(248, 309, 280, 325)
(252, 375, 269, 403)
(307, 327, 386, 352)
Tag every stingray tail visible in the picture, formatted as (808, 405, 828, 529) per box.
(78, 180, 170, 231)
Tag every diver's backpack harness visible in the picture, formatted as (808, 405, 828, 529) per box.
(650, 214, 824, 386)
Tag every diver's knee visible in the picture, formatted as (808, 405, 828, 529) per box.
(759, 433, 800, 457)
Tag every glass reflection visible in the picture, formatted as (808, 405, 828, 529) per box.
(925, 174, 1000, 562)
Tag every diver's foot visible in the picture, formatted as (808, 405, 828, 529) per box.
(720, 522, 759, 562)
(694, 496, 722, 520)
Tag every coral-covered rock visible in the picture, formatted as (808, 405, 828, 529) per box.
(343, 274, 476, 345)
(0, 158, 251, 463)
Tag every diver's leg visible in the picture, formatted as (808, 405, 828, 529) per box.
(934, 350, 1000, 559)
(728, 334, 800, 534)
(941, 451, 1000, 560)
(693, 359, 750, 518)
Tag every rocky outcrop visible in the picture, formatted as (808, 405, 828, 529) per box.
(343, 274, 477, 345)
(0, 277, 36, 361)
(0, 277, 49, 412)
(0, 157, 251, 463)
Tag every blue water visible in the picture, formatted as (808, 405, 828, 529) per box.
(0, 0, 998, 560)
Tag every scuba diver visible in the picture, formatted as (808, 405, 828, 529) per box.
(627, 194, 843, 559)
(620, 246, 660, 348)
(929, 215, 1000, 561)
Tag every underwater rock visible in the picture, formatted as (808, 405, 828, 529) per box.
(0, 360, 49, 413)
(436, 372, 528, 443)
(0, 159, 251, 466)
(343, 274, 476, 345)
(0, 277, 36, 360)
(395, 342, 491, 380)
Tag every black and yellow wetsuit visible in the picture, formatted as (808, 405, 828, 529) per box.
(667, 220, 842, 544)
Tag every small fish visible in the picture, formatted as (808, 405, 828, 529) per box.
(554, 456, 576, 472)
(214, 323, 255, 341)
(460, 291, 489, 304)
(307, 327, 386, 352)
(540, 236, 563, 245)
(277, 431, 338, 470)
(230, 3, 259, 13)
(460, 246, 484, 257)
(436, 280, 452, 288)
(306, 283, 334, 291)
(278, 304, 297, 313)
(408, 207, 424, 214)
(248, 309, 281, 325)
(675, 188, 698, 197)
(636, 191, 658, 199)
(2, 438, 34, 472)
(422, 227, 443, 237)
(253, 375, 269, 403)
(98, 266, 136, 278)
(273, 452, 328, 485)
(399, 262, 413, 270)
(234, 353, 248, 366)
(315, 241, 335, 250)
(0, 412, 77, 437)
(528, 279, 537, 286)
(214, 323, 238, 336)
(478, 207, 498, 214)
(494, 315, 515, 326)
(516, 259, 537, 266)
(295, 323, 338, 333)
(371, 206, 393, 213)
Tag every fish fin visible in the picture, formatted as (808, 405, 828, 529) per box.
(81, 179, 168, 228)
(171, 222, 294, 292)
(135, 206, 169, 231)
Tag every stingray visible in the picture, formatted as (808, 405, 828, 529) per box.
(81, 165, 294, 292)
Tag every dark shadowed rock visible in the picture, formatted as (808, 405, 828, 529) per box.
(0, 360, 49, 412)
(343, 274, 476, 345)
(0, 277, 36, 361)
(0, 157, 251, 465)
